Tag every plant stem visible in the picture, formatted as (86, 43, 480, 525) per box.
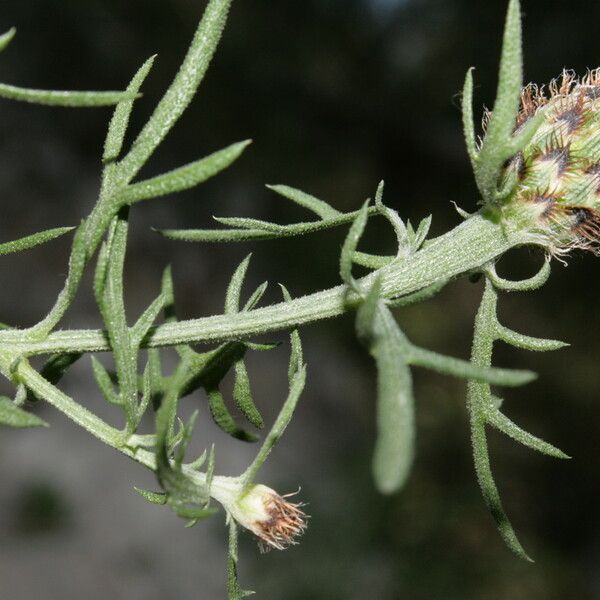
(3, 214, 532, 356)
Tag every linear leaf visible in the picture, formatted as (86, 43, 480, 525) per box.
(243, 282, 268, 312)
(387, 279, 449, 308)
(340, 201, 370, 289)
(475, 0, 524, 202)
(352, 251, 394, 269)
(0, 226, 74, 256)
(119, 0, 235, 179)
(233, 360, 263, 429)
(358, 295, 415, 494)
(91, 357, 120, 406)
(409, 346, 536, 387)
(207, 388, 258, 442)
(266, 184, 340, 220)
(28, 224, 87, 336)
(469, 411, 532, 561)
(225, 254, 252, 314)
(0, 396, 48, 428)
(134, 487, 167, 505)
(496, 325, 568, 352)
(132, 289, 168, 348)
(486, 258, 551, 292)
(280, 285, 304, 383)
(122, 140, 251, 204)
(0, 83, 137, 107)
(157, 206, 379, 243)
(243, 365, 306, 485)
(485, 408, 569, 459)
(0, 27, 16, 53)
(462, 67, 479, 168)
(103, 55, 156, 162)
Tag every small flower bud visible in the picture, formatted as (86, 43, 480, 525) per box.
(211, 477, 307, 551)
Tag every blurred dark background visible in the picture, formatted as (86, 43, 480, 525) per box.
(0, 0, 599, 598)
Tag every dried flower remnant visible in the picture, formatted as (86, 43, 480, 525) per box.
(213, 479, 307, 551)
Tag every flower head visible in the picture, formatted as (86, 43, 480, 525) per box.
(211, 477, 307, 551)
(497, 69, 600, 254)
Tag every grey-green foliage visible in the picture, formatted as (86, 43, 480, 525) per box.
(467, 269, 568, 561)
(0, 0, 583, 597)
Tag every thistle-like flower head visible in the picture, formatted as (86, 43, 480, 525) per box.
(498, 69, 600, 253)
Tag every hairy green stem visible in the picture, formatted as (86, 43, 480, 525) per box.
(2, 215, 532, 356)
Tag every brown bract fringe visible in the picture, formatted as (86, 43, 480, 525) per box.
(255, 491, 307, 552)
(483, 69, 600, 133)
(542, 203, 600, 254)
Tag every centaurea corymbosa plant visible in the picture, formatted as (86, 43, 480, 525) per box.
(0, 0, 594, 594)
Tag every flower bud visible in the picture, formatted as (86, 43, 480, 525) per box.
(496, 69, 600, 253)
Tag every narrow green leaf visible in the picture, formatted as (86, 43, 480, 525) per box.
(0, 83, 138, 107)
(28, 224, 87, 336)
(243, 365, 306, 485)
(132, 289, 168, 348)
(0, 396, 48, 428)
(475, 0, 524, 202)
(485, 257, 551, 292)
(358, 298, 415, 494)
(134, 487, 167, 505)
(157, 206, 379, 243)
(496, 325, 568, 352)
(0, 226, 74, 256)
(103, 55, 156, 163)
(233, 360, 264, 429)
(352, 251, 394, 269)
(280, 285, 304, 382)
(119, 0, 235, 179)
(0, 27, 16, 53)
(174, 410, 199, 466)
(189, 449, 208, 470)
(207, 388, 259, 442)
(91, 357, 120, 406)
(340, 200, 370, 290)
(122, 140, 251, 204)
(387, 278, 448, 308)
(413, 215, 432, 250)
(266, 184, 340, 220)
(226, 254, 252, 315)
(409, 345, 536, 387)
(486, 408, 570, 459)
(469, 411, 532, 561)
(213, 216, 286, 233)
(243, 282, 268, 312)
(462, 67, 479, 168)
(98, 213, 138, 424)
(373, 182, 408, 253)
